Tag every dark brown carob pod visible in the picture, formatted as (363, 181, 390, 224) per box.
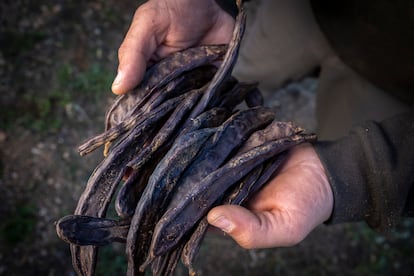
(189, 1, 246, 118)
(56, 215, 130, 246)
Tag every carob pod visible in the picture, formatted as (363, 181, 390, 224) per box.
(145, 133, 317, 265)
(178, 107, 232, 136)
(142, 45, 227, 94)
(189, 3, 245, 118)
(70, 94, 184, 276)
(126, 127, 218, 276)
(181, 165, 264, 275)
(237, 121, 304, 154)
(56, 215, 130, 246)
(114, 161, 155, 219)
(181, 218, 209, 276)
(168, 107, 275, 212)
(151, 244, 184, 276)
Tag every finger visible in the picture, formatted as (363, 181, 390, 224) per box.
(112, 7, 164, 95)
(207, 205, 308, 249)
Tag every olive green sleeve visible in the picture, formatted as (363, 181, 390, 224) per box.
(314, 109, 414, 232)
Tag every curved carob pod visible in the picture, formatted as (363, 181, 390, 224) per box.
(56, 215, 130, 246)
(179, 107, 232, 135)
(126, 127, 218, 276)
(144, 133, 317, 266)
(181, 218, 209, 276)
(181, 165, 264, 275)
(189, 2, 246, 118)
(151, 245, 184, 276)
(143, 45, 227, 94)
(237, 121, 304, 154)
(114, 161, 155, 219)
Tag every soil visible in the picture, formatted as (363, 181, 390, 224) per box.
(0, 1, 413, 276)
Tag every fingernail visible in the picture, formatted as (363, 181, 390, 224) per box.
(210, 216, 234, 233)
(112, 71, 123, 87)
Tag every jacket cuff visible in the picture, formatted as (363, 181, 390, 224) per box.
(314, 111, 414, 232)
(314, 135, 371, 226)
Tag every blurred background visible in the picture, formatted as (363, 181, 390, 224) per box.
(0, 0, 413, 275)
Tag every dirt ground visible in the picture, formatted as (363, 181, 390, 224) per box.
(1, 1, 413, 275)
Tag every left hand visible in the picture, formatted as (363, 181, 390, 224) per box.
(207, 143, 333, 248)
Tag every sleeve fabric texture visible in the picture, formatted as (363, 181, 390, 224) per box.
(315, 109, 414, 232)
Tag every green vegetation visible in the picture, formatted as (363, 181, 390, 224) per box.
(1, 62, 114, 132)
(0, 30, 46, 57)
(0, 203, 37, 247)
(345, 220, 414, 274)
(95, 245, 127, 276)
(57, 63, 114, 99)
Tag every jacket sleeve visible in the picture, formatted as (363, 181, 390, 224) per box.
(314, 108, 414, 232)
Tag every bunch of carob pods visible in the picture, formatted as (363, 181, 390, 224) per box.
(55, 1, 316, 275)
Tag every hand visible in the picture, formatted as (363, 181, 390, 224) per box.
(112, 0, 235, 95)
(207, 143, 333, 248)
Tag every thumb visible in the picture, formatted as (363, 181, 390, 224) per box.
(111, 7, 160, 95)
(207, 205, 307, 249)
(207, 205, 271, 249)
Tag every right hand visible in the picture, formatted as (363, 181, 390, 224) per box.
(111, 0, 235, 95)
